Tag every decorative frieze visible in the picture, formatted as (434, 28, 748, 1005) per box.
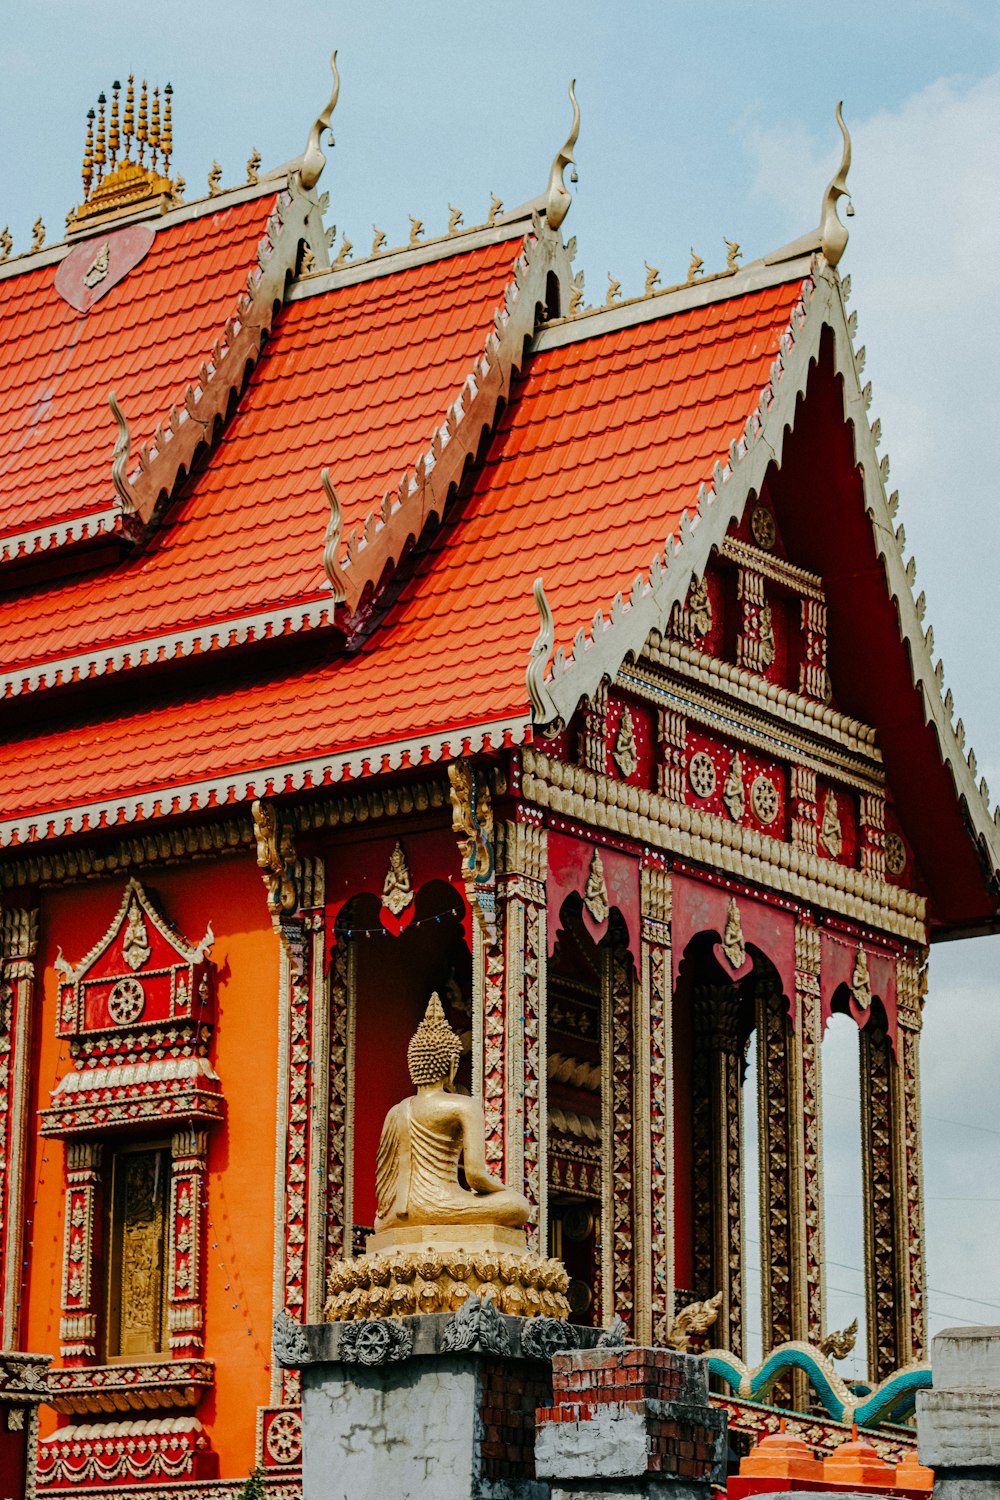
(601, 931, 636, 1332)
(800, 597, 830, 702)
(640, 863, 672, 1346)
(47, 1359, 214, 1414)
(168, 1130, 207, 1355)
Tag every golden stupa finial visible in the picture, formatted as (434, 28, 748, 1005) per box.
(67, 75, 180, 236)
(149, 86, 161, 170)
(95, 92, 107, 175)
(108, 81, 120, 168)
(123, 74, 135, 150)
(82, 109, 96, 200)
(136, 79, 149, 166)
(161, 83, 173, 170)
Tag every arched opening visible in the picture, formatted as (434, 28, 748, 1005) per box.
(545, 269, 562, 321)
(822, 990, 868, 1386)
(337, 879, 470, 1247)
(546, 892, 602, 1325)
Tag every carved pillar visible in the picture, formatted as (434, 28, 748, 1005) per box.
(791, 766, 818, 855)
(860, 996, 916, 1382)
(799, 597, 829, 702)
(254, 799, 325, 1405)
(793, 922, 826, 1346)
(0, 908, 38, 1349)
(59, 1141, 102, 1364)
(168, 1128, 207, 1354)
(600, 924, 637, 1332)
(325, 934, 354, 1297)
(756, 974, 795, 1352)
(894, 954, 928, 1362)
(497, 818, 548, 1253)
(692, 984, 745, 1355)
(639, 864, 672, 1345)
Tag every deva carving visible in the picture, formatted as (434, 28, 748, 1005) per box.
(42, 879, 218, 1137)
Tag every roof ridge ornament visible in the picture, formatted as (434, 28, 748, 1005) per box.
(545, 80, 580, 231)
(526, 578, 555, 719)
(108, 392, 136, 516)
(820, 102, 854, 267)
(297, 51, 340, 190)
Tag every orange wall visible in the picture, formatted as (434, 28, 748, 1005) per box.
(24, 854, 279, 1481)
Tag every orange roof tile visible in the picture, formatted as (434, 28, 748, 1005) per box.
(0, 194, 279, 554)
(0, 236, 524, 690)
(0, 273, 805, 839)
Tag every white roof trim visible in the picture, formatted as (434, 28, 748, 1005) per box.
(0, 713, 532, 848)
(535, 253, 815, 351)
(289, 211, 533, 300)
(3, 596, 337, 698)
(0, 507, 119, 565)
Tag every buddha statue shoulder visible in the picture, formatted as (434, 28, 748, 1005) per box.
(374, 993, 529, 1233)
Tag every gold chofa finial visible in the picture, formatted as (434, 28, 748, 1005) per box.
(297, 51, 340, 191)
(545, 79, 580, 231)
(820, 102, 853, 267)
(69, 75, 180, 237)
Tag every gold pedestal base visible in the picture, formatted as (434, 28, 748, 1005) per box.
(325, 1229, 571, 1322)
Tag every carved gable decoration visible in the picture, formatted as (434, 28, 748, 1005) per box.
(55, 879, 214, 1040)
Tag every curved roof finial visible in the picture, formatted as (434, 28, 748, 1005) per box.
(298, 51, 341, 191)
(321, 467, 346, 602)
(820, 101, 853, 267)
(545, 80, 580, 231)
(526, 578, 555, 718)
(109, 391, 135, 515)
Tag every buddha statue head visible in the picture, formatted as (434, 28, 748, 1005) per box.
(407, 992, 462, 1088)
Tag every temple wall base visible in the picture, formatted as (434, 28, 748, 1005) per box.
(918, 1327, 1000, 1500)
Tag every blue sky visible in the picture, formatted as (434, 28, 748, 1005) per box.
(2, 1, 999, 1375)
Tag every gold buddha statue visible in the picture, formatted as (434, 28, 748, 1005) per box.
(325, 992, 570, 1322)
(374, 993, 530, 1235)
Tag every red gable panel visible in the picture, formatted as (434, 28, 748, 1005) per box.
(0, 277, 804, 838)
(0, 238, 523, 683)
(0, 195, 278, 550)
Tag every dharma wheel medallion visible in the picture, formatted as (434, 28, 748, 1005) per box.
(688, 750, 717, 799)
(107, 976, 145, 1025)
(884, 832, 906, 876)
(750, 774, 779, 825)
(750, 504, 776, 550)
(265, 1410, 302, 1465)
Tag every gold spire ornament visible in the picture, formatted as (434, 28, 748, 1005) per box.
(68, 76, 180, 236)
(487, 194, 503, 227)
(644, 261, 661, 295)
(371, 226, 386, 255)
(31, 218, 45, 252)
(725, 238, 742, 271)
(447, 204, 463, 234)
(0, 228, 11, 263)
(408, 215, 423, 246)
(207, 162, 222, 196)
(544, 78, 580, 231)
(688, 248, 704, 282)
(246, 150, 261, 186)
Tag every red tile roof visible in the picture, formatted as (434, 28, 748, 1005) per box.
(0, 271, 805, 840)
(0, 194, 278, 553)
(0, 236, 525, 689)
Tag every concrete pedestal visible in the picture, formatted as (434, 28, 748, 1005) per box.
(918, 1326, 1000, 1500)
(535, 1346, 727, 1500)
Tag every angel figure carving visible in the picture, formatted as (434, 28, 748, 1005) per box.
(374, 994, 530, 1232)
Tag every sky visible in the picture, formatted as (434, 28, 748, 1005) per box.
(2, 1, 999, 1379)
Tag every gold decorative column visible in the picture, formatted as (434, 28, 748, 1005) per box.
(600, 924, 637, 1331)
(168, 1128, 207, 1354)
(894, 954, 928, 1362)
(793, 921, 826, 1345)
(860, 988, 922, 1382)
(0, 908, 38, 1349)
(692, 984, 745, 1355)
(755, 973, 795, 1352)
(497, 819, 548, 1254)
(639, 864, 672, 1346)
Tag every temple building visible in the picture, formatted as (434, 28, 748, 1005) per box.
(0, 59, 996, 1497)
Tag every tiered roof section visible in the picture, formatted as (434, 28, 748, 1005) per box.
(0, 88, 997, 935)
